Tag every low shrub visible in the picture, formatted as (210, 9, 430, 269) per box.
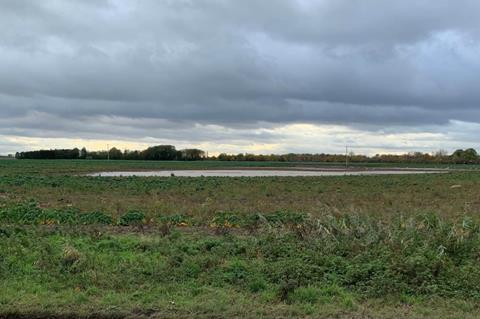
(159, 214, 191, 226)
(0, 200, 42, 224)
(119, 211, 146, 226)
(79, 211, 113, 225)
(210, 212, 242, 228)
(39, 208, 79, 225)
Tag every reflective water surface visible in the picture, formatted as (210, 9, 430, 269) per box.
(88, 169, 447, 177)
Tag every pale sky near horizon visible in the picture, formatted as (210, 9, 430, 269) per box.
(2, 0, 480, 155)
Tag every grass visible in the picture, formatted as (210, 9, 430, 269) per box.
(1, 169, 480, 220)
(1, 160, 480, 318)
(2, 215, 480, 318)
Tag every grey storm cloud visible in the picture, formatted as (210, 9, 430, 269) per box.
(2, 0, 480, 141)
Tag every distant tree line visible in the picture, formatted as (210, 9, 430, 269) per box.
(15, 148, 83, 160)
(213, 148, 480, 165)
(15, 145, 206, 161)
(14, 146, 480, 164)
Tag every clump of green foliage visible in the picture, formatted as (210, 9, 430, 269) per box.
(78, 211, 113, 225)
(210, 211, 243, 228)
(0, 201, 113, 225)
(0, 200, 39, 224)
(118, 210, 146, 226)
(0, 202, 309, 229)
(159, 214, 192, 226)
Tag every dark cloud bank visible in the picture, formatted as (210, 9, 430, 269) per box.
(1, 0, 480, 149)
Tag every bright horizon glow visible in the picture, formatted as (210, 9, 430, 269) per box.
(2, 121, 476, 157)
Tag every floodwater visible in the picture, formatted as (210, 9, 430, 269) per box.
(88, 169, 447, 177)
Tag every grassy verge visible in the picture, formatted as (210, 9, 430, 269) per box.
(2, 212, 480, 318)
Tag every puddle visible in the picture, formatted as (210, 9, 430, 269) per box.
(88, 169, 447, 177)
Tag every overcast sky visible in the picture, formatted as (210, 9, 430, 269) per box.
(1, 0, 480, 155)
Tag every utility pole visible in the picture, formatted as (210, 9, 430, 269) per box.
(107, 144, 110, 161)
(345, 146, 348, 171)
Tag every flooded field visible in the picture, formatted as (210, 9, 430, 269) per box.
(88, 168, 448, 177)
(4, 159, 479, 319)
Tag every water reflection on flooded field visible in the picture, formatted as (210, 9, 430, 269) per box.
(88, 169, 447, 177)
